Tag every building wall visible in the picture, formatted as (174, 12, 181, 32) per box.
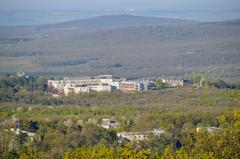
(74, 86, 90, 93)
(48, 80, 64, 89)
(118, 132, 154, 141)
(117, 129, 164, 141)
(119, 82, 137, 92)
(100, 78, 113, 85)
(137, 82, 144, 91)
(89, 85, 112, 92)
(119, 81, 145, 92)
(64, 85, 112, 95)
(110, 81, 120, 89)
(162, 78, 184, 87)
(65, 79, 101, 85)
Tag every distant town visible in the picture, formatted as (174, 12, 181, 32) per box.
(47, 74, 190, 96)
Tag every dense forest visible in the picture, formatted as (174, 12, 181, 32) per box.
(0, 74, 240, 159)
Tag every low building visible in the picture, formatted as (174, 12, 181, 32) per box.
(161, 78, 187, 87)
(9, 128, 36, 141)
(117, 129, 164, 141)
(196, 127, 223, 133)
(17, 71, 26, 77)
(101, 119, 118, 129)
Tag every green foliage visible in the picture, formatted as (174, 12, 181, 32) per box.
(1, 19, 240, 79)
(19, 146, 43, 159)
(1, 106, 240, 158)
(61, 109, 240, 159)
(190, 75, 202, 84)
(210, 79, 240, 89)
(155, 79, 167, 89)
(63, 144, 155, 159)
(0, 79, 240, 158)
(0, 75, 47, 98)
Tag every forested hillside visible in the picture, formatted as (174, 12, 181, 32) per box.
(0, 15, 239, 81)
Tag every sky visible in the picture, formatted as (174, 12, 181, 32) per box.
(0, 0, 240, 11)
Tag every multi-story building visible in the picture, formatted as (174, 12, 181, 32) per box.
(49, 75, 117, 96)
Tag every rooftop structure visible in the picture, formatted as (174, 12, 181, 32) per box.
(117, 129, 164, 141)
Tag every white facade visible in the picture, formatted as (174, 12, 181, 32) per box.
(101, 119, 118, 129)
(196, 127, 223, 133)
(9, 128, 36, 141)
(48, 75, 115, 96)
(119, 81, 145, 92)
(48, 75, 188, 96)
(117, 129, 164, 141)
(74, 86, 90, 93)
(89, 84, 112, 92)
(162, 78, 184, 87)
(64, 85, 90, 95)
(65, 79, 101, 85)
(63, 87, 74, 96)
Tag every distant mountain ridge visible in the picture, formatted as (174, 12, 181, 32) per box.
(39, 15, 197, 30)
(215, 19, 240, 25)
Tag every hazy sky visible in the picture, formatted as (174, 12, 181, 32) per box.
(1, 0, 240, 10)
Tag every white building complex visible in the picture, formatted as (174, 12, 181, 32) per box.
(48, 75, 188, 96)
(48, 75, 119, 96)
(48, 75, 151, 96)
